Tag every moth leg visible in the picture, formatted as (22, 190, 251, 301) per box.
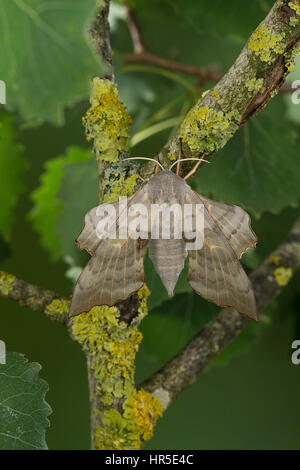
(176, 138, 183, 176)
(184, 154, 205, 181)
(155, 153, 160, 174)
(136, 174, 146, 183)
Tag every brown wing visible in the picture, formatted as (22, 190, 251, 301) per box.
(199, 196, 257, 257)
(185, 190, 258, 320)
(76, 201, 119, 255)
(69, 187, 150, 317)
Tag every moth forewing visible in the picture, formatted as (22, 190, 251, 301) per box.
(185, 189, 258, 320)
(198, 195, 257, 258)
(69, 187, 151, 317)
(182, 202, 204, 251)
(127, 202, 149, 240)
(95, 202, 117, 240)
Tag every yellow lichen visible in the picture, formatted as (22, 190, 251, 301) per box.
(248, 24, 285, 64)
(288, 1, 300, 16)
(0, 271, 15, 295)
(290, 16, 299, 26)
(181, 105, 240, 153)
(137, 284, 150, 318)
(94, 389, 163, 450)
(103, 174, 138, 203)
(72, 285, 156, 450)
(273, 267, 292, 286)
(72, 285, 150, 406)
(246, 77, 264, 93)
(72, 305, 140, 405)
(210, 90, 219, 100)
(45, 298, 70, 317)
(167, 151, 176, 161)
(124, 389, 163, 440)
(284, 44, 300, 73)
(269, 255, 281, 266)
(83, 78, 132, 162)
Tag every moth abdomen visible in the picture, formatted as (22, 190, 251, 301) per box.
(149, 239, 187, 296)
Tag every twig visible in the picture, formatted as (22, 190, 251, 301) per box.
(124, 52, 222, 83)
(124, 5, 145, 54)
(142, 215, 300, 408)
(90, 0, 114, 82)
(0, 270, 69, 325)
(279, 82, 300, 93)
(124, 52, 300, 94)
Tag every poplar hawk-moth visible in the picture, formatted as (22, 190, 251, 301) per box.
(69, 159, 258, 320)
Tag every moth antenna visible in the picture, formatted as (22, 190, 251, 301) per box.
(168, 157, 210, 172)
(122, 157, 164, 171)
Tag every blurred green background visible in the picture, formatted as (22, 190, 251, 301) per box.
(1, 0, 300, 449)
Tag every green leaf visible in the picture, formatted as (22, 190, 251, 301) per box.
(0, 113, 26, 241)
(29, 146, 92, 261)
(0, 0, 103, 125)
(192, 98, 300, 217)
(0, 352, 51, 450)
(130, 116, 182, 148)
(141, 292, 217, 363)
(206, 303, 275, 371)
(0, 235, 11, 262)
(56, 158, 99, 274)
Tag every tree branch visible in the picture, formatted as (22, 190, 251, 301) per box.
(90, 0, 114, 82)
(123, 52, 299, 94)
(124, 4, 145, 54)
(124, 52, 222, 83)
(279, 82, 300, 92)
(142, 215, 300, 408)
(0, 271, 69, 325)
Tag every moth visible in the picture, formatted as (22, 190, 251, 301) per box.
(69, 156, 258, 320)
